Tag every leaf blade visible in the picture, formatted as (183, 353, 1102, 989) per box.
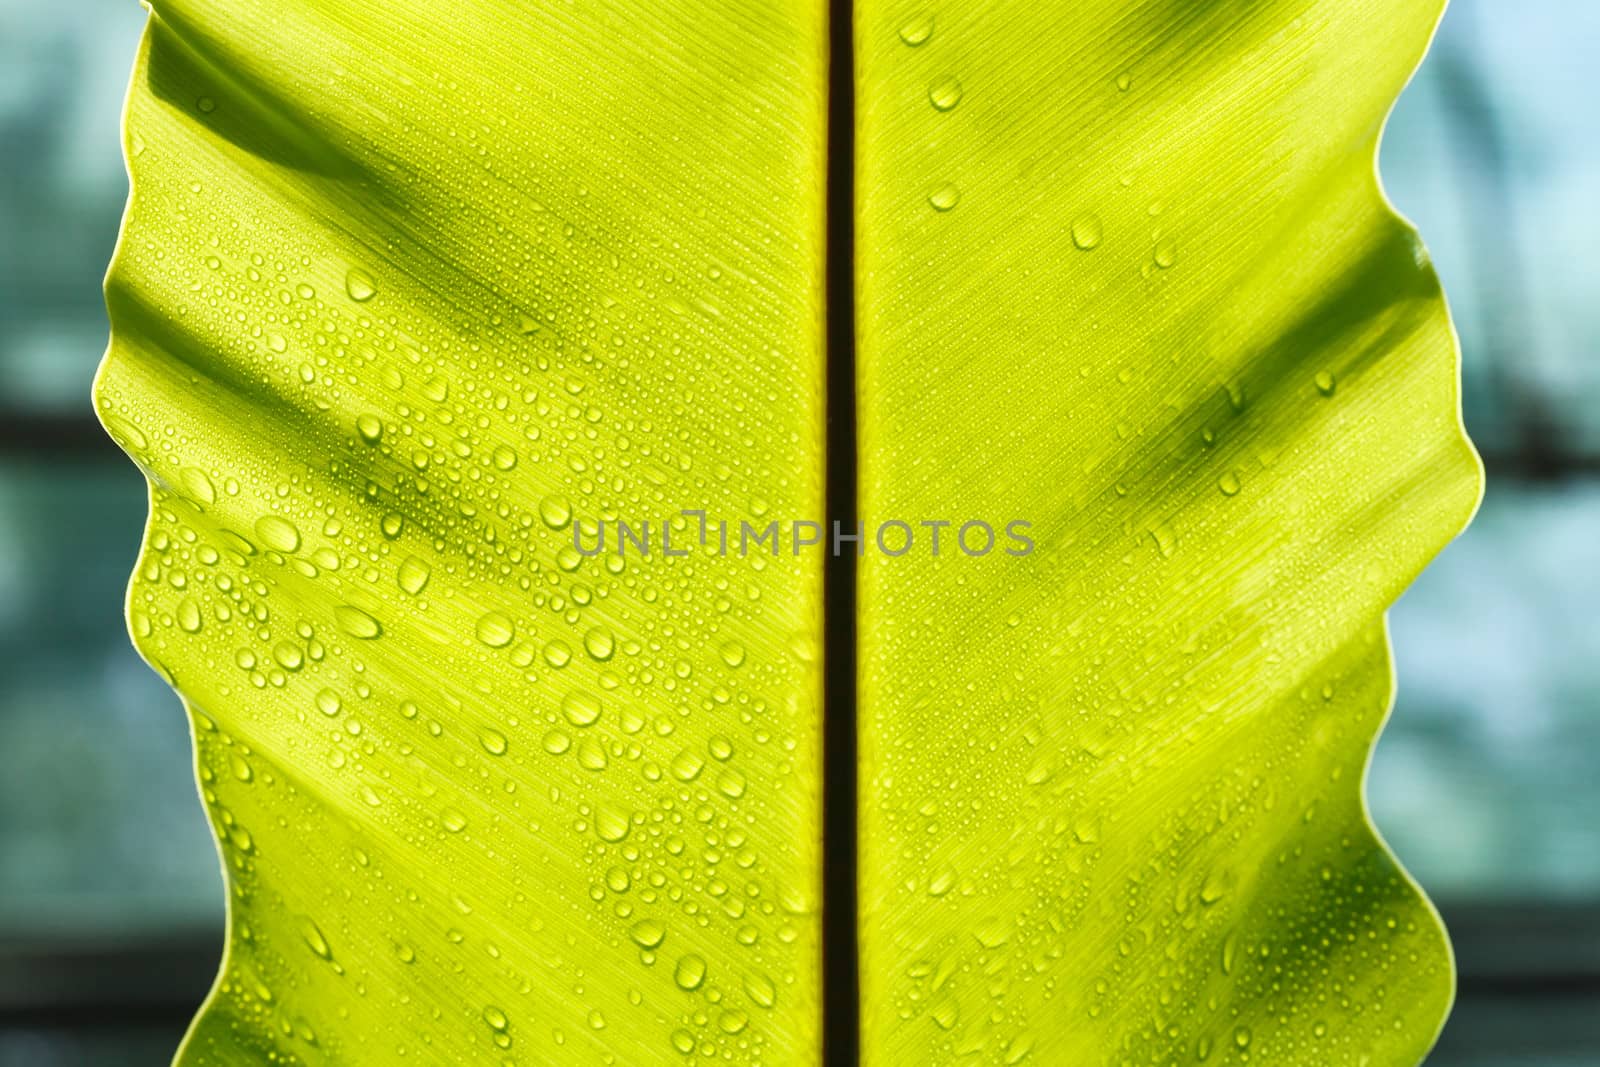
(97, 1, 828, 1062)
(854, 1, 1479, 1063)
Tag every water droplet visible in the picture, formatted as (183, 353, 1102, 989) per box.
(442, 809, 468, 833)
(578, 737, 608, 770)
(335, 605, 382, 639)
(356, 414, 383, 444)
(898, 13, 933, 45)
(483, 1006, 509, 1032)
(630, 919, 666, 949)
(674, 954, 707, 991)
(254, 515, 300, 553)
(1234, 1025, 1252, 1048)
(397, 556, 431, 595)
(583, 627, 615, 661)
(181, 468, 216, 505)
(344, 268, 376, 302)
(476, 611, 515, 648)
(671, 749, 705, 781)
(316, 689, 342, 716)
(1116, 71, 1132, 91)
(1221, 929, 1239, 974)
(479, 728, 507, 756)
(544, 640, 572, 668)
(1149, 524, 1176, 558)
(719, 641, 746, 668)
(1218, 471, 1241, 496)
(928, 76, 963, 111)
(177, 598, 203, 633)
(932, 997, 959, 1029)
(539, 495, 572, 529)
(596, 806, 631, 842)
(197, 96, 216, 113)
(1071, 213, 1103, 251)
(301, 920, 332, 960)
(744, 973, 776, 1009)
(1153, 238, 1177, 269)
(492, 445, 518, 470)
(562, 691, 601, 727)
(928, 183, 961, 212)
(1315, 369, 1337, 396)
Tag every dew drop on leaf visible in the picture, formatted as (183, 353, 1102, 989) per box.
(583, 626, 615, 661)
(301, 920, 332, 960)
(595, 807, 630, 841)
(1071, 213, 1103, 251)
(928, 75, 963, 111)
(539, 495, 572, 529)
(476, 611, 515, 648)
(344, 268, 376, 302)
(744, 972, 776, 1009)
(928, 183, 961, 212)
(397, 556, 431, 595)
(630, 919, 666, 949)
(335, 605, 382, 639)
(671, 749, 705, 781)
(562, 691, 601, 727)
(898, 13, 933, 46)
(674, 953, 707, 991)
(254, 515, 300, 553)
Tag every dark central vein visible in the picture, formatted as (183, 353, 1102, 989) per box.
(823, 0, 859, 1061)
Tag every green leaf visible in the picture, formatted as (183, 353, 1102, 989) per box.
(855, 1, 1479, 1064)
(97, 1, 827, 1062)
(94, 0, 1478, 1065)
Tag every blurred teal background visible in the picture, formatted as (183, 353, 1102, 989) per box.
(0, 0, 1595, 1063)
